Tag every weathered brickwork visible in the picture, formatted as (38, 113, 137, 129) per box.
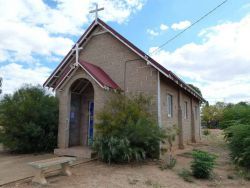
(159, 75, 201, 152)
(55, 25, 201, 152)
(78, 27, 158, 117)
(56, 70, 109, 148)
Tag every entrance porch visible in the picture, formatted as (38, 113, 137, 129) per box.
(55, 78, 95, 158)
(53, 60, 121, 159)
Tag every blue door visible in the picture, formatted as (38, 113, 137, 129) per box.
(88, 101, 94, 145)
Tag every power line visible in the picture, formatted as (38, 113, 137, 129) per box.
(149, 0, 228, 55)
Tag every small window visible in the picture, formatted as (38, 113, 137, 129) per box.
(167, 94, 173, 117)
(184, 101, 188, 119)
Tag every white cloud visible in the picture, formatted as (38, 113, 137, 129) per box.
(0, 63, 51, 94)
(0, 20, 74, 60)
(0, 0, 146, 63)
(0, 0, 145, 36)
(147, 29, 159, 36)
(147, 24, 168, 36)
(171, 20, 191, 30)
(150, 15, 250, 104)
(160, 24, 168, 31)
(0, 0, 146, 94)
(93, 0, 145, 24)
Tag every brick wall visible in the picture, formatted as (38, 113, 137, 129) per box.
(79, 26, 158, 117)
(55, 25, 201, 150)
(159, 75, 201, 150)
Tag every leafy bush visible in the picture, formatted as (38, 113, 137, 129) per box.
(159, 157, 177, 170)
(191, 150, 216, 179)
(220, 103, 250, 129)
(178, 168, 194, 183)
(162, 126, 178, 169)
(236, 167, 250, 181)
(201, 102, 224, 128)
(93, 136, 146, 163)
(0, 85, 58, 153)
(203, 129, 210, 136)
(93, 94, 166, 163)
(224, 124, 250, 168)
(201, 102, 250, 129)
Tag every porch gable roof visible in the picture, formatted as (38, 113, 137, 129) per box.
(54, 60, 121, 90)
(79, 60, 120, 90)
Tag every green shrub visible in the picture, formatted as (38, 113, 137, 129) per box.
(93, 136, 146, 163)
(220, 103, 250, 129)
(191, 150, 216, 179)
(0, 85, 58, 153)
(178, 168, 194, 182)
(159, 157, 177, 170)
(224, 124, 250, 168)
(93, 94, 166, 163)
(166, 157, 177, 169)
(201, 103, 223, 128)
(203, 129, 210, 136)
(165, 126, 178, 165)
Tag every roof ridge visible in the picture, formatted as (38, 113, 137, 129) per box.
(44, 18, 205, 102)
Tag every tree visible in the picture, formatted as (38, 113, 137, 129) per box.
(0, 85, 58, 153)
(201, 102, 224, 128)
(188, 84, 202, 96)
(202, 102, 250, 129)
(220, 102, 250, 129)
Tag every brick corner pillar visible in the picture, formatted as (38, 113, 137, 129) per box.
(57, 90, 69, 149)
(191, 98, 196, 143)
(178, 89, 184, 149)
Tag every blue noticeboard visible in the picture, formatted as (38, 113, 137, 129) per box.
(88, 101, 94, 145)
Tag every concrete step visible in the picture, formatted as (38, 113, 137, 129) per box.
(54, 146, 95, 159)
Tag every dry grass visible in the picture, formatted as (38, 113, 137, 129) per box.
(3, 129, 250, 188)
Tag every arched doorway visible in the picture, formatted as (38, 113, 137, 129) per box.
(69, 78, 94, 147)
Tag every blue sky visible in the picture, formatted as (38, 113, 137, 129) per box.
(120, 0, 249, 51)
(0, 0, 250, 104)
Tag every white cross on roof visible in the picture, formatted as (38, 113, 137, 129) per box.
(72, 43, 83, 66)
(89, 3, 104, 22)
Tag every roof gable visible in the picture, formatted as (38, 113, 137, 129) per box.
(79, 60, 120, 90)
(44, 19, 205, 102)
(54, 60, 120, 90)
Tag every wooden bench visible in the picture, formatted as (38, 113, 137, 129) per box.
(28, 157, 76, 185)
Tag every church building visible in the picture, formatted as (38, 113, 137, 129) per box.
(44, 15, 205, 158)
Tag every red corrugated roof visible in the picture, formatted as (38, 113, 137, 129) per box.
(79, 60, 120, 90)
(53, 60, 120, 90)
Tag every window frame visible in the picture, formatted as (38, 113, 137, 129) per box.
(167, 94, 173, 118)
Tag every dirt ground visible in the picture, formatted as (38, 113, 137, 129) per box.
(3, 129, 250, 188)
(0, 151, 54, 185)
